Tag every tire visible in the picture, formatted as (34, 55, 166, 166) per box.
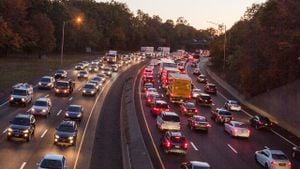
(254, 154, 258, 162)
(265, 163, 269, 169)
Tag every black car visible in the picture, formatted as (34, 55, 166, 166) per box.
(249, 115, 273, 129)
(197, 75, 207, 83)
(54, 120, 78, 146)
(7, 114, 36, 142)
(64, 105, 84, 121)
(54, 69, 67, 79)
(160, 131, 188, 154)
(54, 80, 74, 96)
(204, 83, 217, 94)
(292, 146, 300, 159)
(196, 93, 213, 106)
(211, 108, 233, 123)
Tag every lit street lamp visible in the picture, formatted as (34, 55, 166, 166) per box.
(60, 16, 83, 66)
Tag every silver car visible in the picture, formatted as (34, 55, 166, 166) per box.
(156, 112, 181, 131)
(30, 97, 52, 117)
(255, 147, 291, 169)
(82, 83, 97, 96)
(38, 154, 67, 169)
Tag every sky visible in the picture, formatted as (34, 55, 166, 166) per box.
(97, 0, 267, 30)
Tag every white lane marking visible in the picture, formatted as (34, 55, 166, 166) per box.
(41, 129, 48, 138)
(45, 94, 49, 98)
(26, 108, 31, 113)
(56, 110, 62, 116)
(190, 142, 198, 151)
(19, 162, 26, 169)
(33, 84, 38, 88)
(241, 109, 253, 118)
(271, 129, 297, 147)
(78, 87, 82, 91)
(2, 128, 7, 134)
(0, 101, 9, 107)
(138, 70, 166, 169)
(227, 144, 238, 154)
(69, 97, 73, 101)
(161, 94, 164, 97)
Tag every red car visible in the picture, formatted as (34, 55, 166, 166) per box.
(143, 75, 154, 84)
(160, 131, 188, 154)
(204, 83, 217, 94)
(145, 92, 160, 106)
(151, 100, 170, 116)
(180, 102, 198, 116)
(143, 83, 153, 92)
(188, 115, 211, 132)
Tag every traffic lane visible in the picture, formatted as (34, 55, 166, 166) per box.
(187, 62, 300, 168)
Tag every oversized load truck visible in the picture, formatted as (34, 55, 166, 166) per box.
(166, 73, 192, 103)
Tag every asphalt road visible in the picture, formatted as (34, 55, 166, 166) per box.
(134, 58, 300, 169)
(0, 59, 143, 169)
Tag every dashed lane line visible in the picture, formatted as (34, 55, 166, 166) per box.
(19, 162, 26, 169)
(41, 129, 48, 138)
(190, 142, 199, 151)
(56, 110, 62, 116)
(227, 144, 238, 154)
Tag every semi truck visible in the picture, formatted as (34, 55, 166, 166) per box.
(166, 73, 192, 103)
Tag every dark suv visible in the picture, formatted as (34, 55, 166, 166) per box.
(160, 131, 188, 154)
(204, 83, 217, 94)
(54, 120, 78, 146)
(196, 93, 213, 106)
(249, 115, 272, 129)
(7, 114, 36, 142)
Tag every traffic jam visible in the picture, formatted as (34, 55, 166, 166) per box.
(138, 54, 299, 169)
(4, 51, 143, 169)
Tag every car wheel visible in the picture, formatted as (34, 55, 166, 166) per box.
(265, 163, 269, 169)
(254, 154, 258, 162)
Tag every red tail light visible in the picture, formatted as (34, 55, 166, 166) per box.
(183, 142, 188, 149)
(153, 107, 159, 112)
(166, 141, 171, 148)
(271, 161, 278, 165)
(195, 109, 198, 113)
(175, 136, 180, 140)
(147, 99, 151, 102)
(206, 124, 211, 127)
(183, 108, 187, 112)
(165, 109, 170, 111)
(288, 162, 292, 166)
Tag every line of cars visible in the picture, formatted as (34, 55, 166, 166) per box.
(5, 54, 142, 169)
(141, 57, 295, 169)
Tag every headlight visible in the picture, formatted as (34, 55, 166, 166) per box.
(55, 135, 60, 138)
(7, 128, 13, 132)
(21, 98, 26, 102)
(55, 89, 59, 92)
(31, 108, 35, 112)
(68, 136, 74, 140)
(65, 113, 69, 117)
(38, 82, 42, 85)
(83, 90, 86, 93)
(10, 97, 14, 101)
(42, 109, 47, 113)
(77, 113, 82, 117)
(64, 90, 67, 93)
(91, 91, 95, 94)
(23, 129, 29, 133)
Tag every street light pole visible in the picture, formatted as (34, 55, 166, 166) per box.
(60, 21, 65, 66)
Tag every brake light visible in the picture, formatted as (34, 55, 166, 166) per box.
(153, 107, 159, 112)
(166, 141, 171, 148)
(206, 124, 211, 127)
(165, 109, 170, 111)
(147, 99, 151, 102)
(195, 109, 198, 113)
(288, 162, 291, 166)
(271, 161, 278, 165)
(183, 108, 187, 112)
(183, 142, 188, 149)
(175, 136, 180, 140)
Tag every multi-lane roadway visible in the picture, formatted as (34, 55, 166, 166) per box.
(134, 57, 300, 169)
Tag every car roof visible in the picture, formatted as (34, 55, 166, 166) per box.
(85, 83, 96, 86)
(190, 161, 210, 167)
(44, 154, 64, 161)
(207, 83, 216, 86)
(217, 108, 230, 112)
(41, 76, 53, 79)
(267, 149, 286, 155)
(69, 104, 81, 108)
(200, 93, 210, 97)
(193, 115, 206, 119)
(230, 121, 243, 125)
(36, 97, 49, 102)
(162, 112, 178, 116)
(156, 100, 167, 104)
(199, 74, 206, 77)
(193, 89, 201, 92)
(169, 131, 183, 137)
(60, 120, 76, 126)
(15, 113, 31, 119)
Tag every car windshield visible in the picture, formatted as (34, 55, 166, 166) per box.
(156, 103, 169, 109)
(193, 89, 201, 93)
(93, 77, 101, 81)
(202, 96, 211, 100)
(12, 117, 30, 125)
(235, 123, 247, 128)
(68, 106, 81, 112)
(41, 78, 51, 82)
(80, 71, 87, 74)
(164, 63, 177, 68)
(97, 74, 105, 78)
(56, 70, 64, 74)
(40, 159, 62, 169)
(58, 124, 75, 132)
(170, 136, 186, 143)
(185, 103, 195, 109)
(260, 116, 270, 122)
(103, 68, 111, 71)
(12, 89, 27, 96)
(56, 82, 68, 87)
(163, 115, 180, 122)
(144, 84, 153, 88)
(194, 117, 207, 122)
(193, 166, 211, 169)
(219, 110, 232, 116)
(34, 101, 47, 107)
(208, 85, 216, 88)
(272, 154, 288, 160)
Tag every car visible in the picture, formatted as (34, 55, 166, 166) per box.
(77, 70, 89, 79)
(193, 68, 201, 75)
(89, 64, 99, 72)
(101, 67, 113, 77)
(156, 112, 181, 131)
(180, 102, 198, 116)
(74, 63, 85, 71)
(160, 131, 188, 154)
(196, 93, 213, 106)
(145, 92, 161, 106)
(143, 75, 154, 84)
(54, 80, 75, 96)
(65, 105, 84, 122)
(54, 69, 67, 79)
(54, 120, 78, 146)
(190, 62, 197, 67)
(191, 89, 202, 99)
(187, 115, 211, 132)
(250, 115, 273, 130)
(204, 83, 217, 94)
(180, 161, 211, 169)
(224, 100, 242, 111)
(143, 67, 154, 77)
(224, 121, 250, 138)
(151, 100, 170, 116)
(292, 146, 300, 159)
(82, 83, 98, 96)
(92, 76, 105, 84)
(81, 61, 89, 68)
(91, 59, 100, 65)
(211, 108, 233, 123)
(9, 83, 33, 106)
(255, 147, 291, 169)
(7, 114, 36, 142)
(143, 83, 154, 92)
(111, 64, 119, 72)
(38, 154, 67, 169)
(38, 76, 55, 89)
(30, 97, 52, 117)
(197, 74, 207, 83)
(89, 80, 102, 89)
(145, 88, 158, 97)
(96, 73, 107, 82)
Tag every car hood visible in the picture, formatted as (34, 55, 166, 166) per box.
(32, 105, 47, 110)
(9, 124, 30, 130)
(66, 111, 81, 116)
(56, 131, 76, 138)
(10, 95, 26, 98)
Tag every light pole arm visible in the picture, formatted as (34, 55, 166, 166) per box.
(60, 21, 65, 66)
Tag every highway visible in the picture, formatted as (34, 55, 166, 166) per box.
(0, 59, 144, 169)
(134, 57, 300, 169)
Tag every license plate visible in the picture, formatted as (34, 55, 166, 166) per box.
(175, 145, 180, 148)
(279, 163, 286, 166)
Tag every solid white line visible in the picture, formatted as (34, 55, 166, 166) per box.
(227, 144, 238, 154)
(241, 109, 253, 118)
(33, 84, 39, 88)
(78, 87, 82, 91)
(45, 94, 49, 98)
(69, 97, 73, 101)
(190, 142, 198, 151)
(217, 91, 229, 100)
(271, 129, 297, 147)
(0, 100, 9, 107)
(2, 128, 7, 134)
(19, 162, 26, 169)
(138, 71, 166, 169)
(56, 110, 62, 116)
(41, 129, 48, 138)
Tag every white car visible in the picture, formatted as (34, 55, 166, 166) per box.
(255, 148, 291, 169)
(145, 88, 157, 97)
(38, 154, 67, 169)
(30, 97, 52, 117)
(156, 112, 181, 131)
(225, 100, 242, 111)
(224, 121, 250, 138)
(192, 88, 202, 98)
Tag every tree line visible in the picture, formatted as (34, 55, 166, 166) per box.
(0, 0, 213, 56)
(210, 0, 300, 97)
